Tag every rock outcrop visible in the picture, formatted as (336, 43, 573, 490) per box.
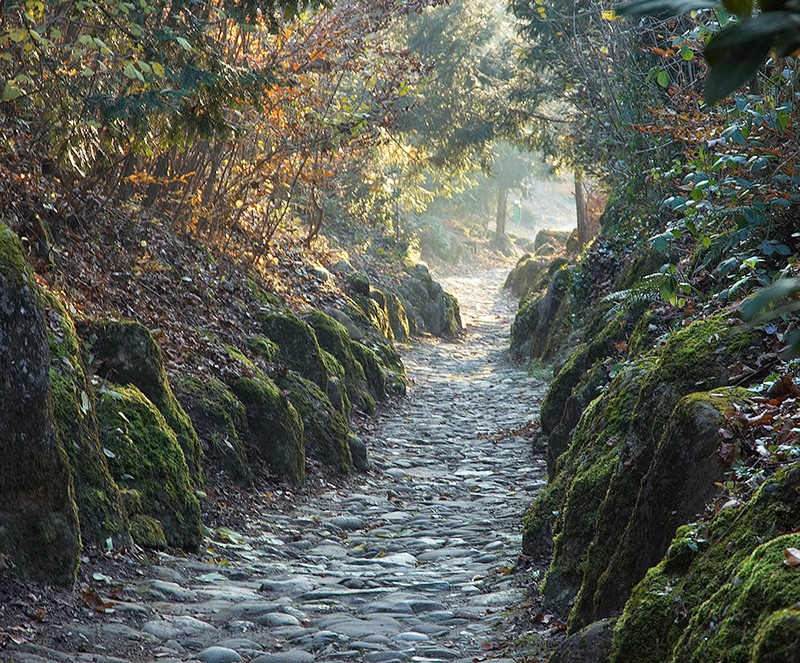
(0, 225, 80, 584)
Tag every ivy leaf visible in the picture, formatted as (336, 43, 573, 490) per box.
(2, 82, 23, 102)
(176, 36, 193, 51)
(657, 70, 670, 87)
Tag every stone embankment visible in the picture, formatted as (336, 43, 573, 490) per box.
(9, 269, 548, 663)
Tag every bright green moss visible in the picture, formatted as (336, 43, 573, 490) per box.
(129, 514, 167, 549)
(96, 384, 202, 550)
(43, 291, 131, 548)
(248, 336, 280, 363)
(350, 341, 386, 401)
(750, 607, 800, 662)
(307, 311, 375, 413)
(611, 466, 800, 662)
(386, 292, 410, 342)
(80, 320, 204, 486)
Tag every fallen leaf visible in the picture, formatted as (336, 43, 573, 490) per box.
(81, 587, 113, 613)
(783, 547, 800, 567)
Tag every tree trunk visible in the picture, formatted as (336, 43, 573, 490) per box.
(495, 184, 508, 238)
(575, 170, 589, 248)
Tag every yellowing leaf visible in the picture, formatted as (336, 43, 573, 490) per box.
(601, 10, 617, 20)
(2, 82, 23, 102)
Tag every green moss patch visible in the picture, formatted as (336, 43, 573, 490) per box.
(277, 372, 352, 473)
(79, 319, 204, 485)
(96, 384, 203, 550)
(0, 225, 80, 585)
(230, 376, 305, 484)
(42, 290, 131, 549)
(176, 377, 253, 486)
(307, 311, 375, 414)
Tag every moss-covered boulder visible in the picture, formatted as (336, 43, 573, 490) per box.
(43, 290, 130, 548)
(397, 264, 462, 337)
(230, 376, 305, 484)
(534, 315, 760, 631)
(258, 312, 327, 386)
(96, 384, 202, 550)
(353, 290, 395, 343)
(0, 225, 80, 584)
(586, 387, 751, 627)
(307, 311, 376, 414)
(541, 305, 650, 476)
(175, 377, 253, 486)
(258, 312, 350, 415)
(611, 464, 800, 662)
(505, 255, 550, 298)
(78, 320, 203, 485)
(509, 265, 572, 360)
(385, 292, 410, 342)
(277, 372, 352, 473)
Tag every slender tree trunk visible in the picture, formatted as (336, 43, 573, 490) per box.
(495, 184, 508, 238)
(575, 170, 589, 248)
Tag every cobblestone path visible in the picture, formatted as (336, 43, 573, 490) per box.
(10, 269, 549, 663)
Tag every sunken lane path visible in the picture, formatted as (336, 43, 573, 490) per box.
(10, 268, 549, 663)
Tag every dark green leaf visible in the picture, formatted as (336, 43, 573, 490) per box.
(722, 0, 753, 14)
(740, 278, 800, 320)
(705, 12, 800, 102)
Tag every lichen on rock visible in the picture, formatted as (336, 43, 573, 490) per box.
(0, 224, 80, 584)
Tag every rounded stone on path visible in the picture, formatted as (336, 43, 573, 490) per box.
(258, 612, 302, 627)
(195, 646, 243, 663)
(326, 515, 365, 531)
(363, 652, 409, 663)
(143, 615, 215, 639)
(251, 650, 315, 663)
(259, 578, 315, 596)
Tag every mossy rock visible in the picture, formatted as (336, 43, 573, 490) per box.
(397, 264, 462, 337)
(230, 376, 305, 484)
(43, 290, 130, 549)
(510, 266, 571, 360)
(611, 465, 800, 662)
(535, 229, 571, 249)
(350, 341, 387, 401)
(96, 384, 203, 550)
(541, 305, 651, 476)
(129, 514, 167, 549)
(307, 311, 375, 414)
(78, 319, 204, 485)
(258, 312, 328, 388)
(346, 271, 371, 296)
(175, 377, 253, 486)
(504, 255, 548, 297)
(385, 292, 410, 342)
(248, 336, 280, 363)
(565, 317, 758, 629)
(537, 358, 655, 613)
(352, 291, 394, 342)
(583, 387, 751, 629)
(277, 371, 352, 474)
(0, 225, 80, 585)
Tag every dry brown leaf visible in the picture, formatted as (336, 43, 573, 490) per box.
(783, 547, 800, 567)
